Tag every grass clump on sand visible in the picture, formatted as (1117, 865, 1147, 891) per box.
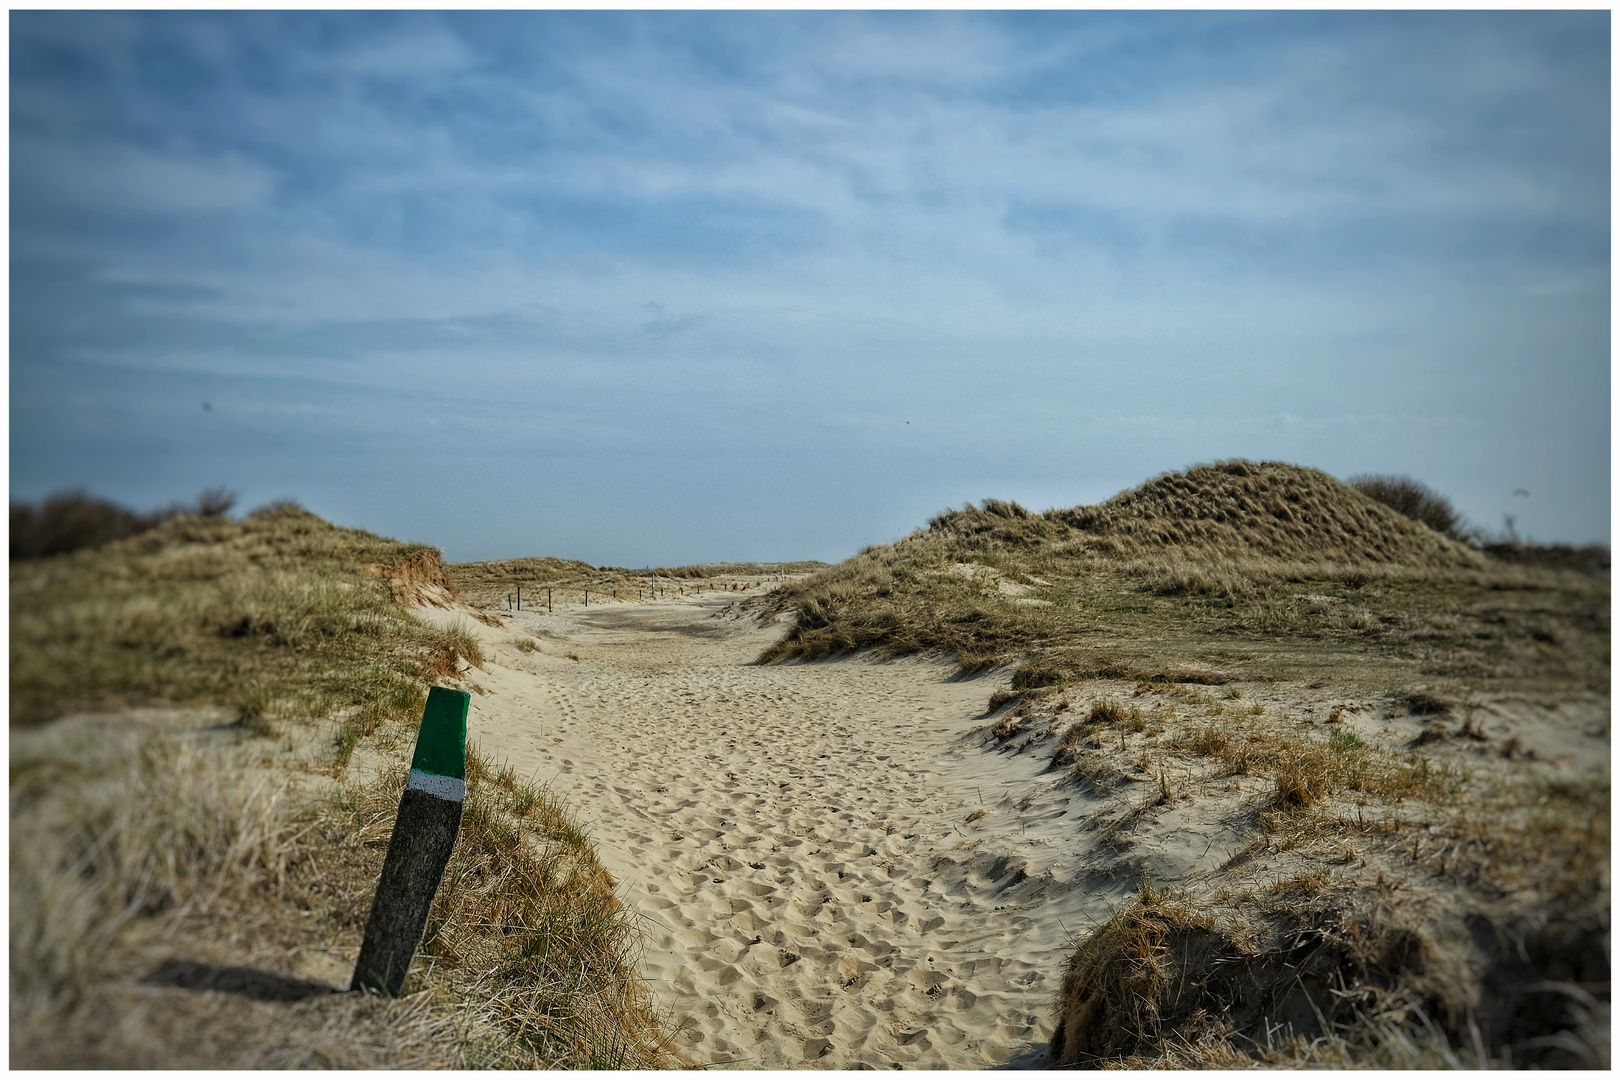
(10, 502, 677, 1068)
(1047, 765, 1610, 1070)
(1022, 675, 1608, 1068)
(1048, 876, 1606, 1069)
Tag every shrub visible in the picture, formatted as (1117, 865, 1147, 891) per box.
(1347, 474, 1467, 542)
(11, 487, 241, 560)
(10, 491, 151, 560)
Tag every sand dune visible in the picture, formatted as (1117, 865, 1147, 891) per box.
(415, 585, 1135, 1069)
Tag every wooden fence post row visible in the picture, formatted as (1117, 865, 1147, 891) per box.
(350, 686, 469, 997)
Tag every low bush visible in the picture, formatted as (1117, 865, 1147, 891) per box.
(1347, 473, 1467, 542)
(11, 487, 238, 560)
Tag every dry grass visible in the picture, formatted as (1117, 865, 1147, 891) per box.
(1022, 675, 1608, 1068)
(757, 460, 1608, 694)
(327, 751, 679, 1067)
(10, 506, 678, 1068)
(10, 503, 475, 729)
(1164, 723, 1463, 807)
(1050, 866, 1608, 1070)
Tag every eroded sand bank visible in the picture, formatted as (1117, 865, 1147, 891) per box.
(420, 588, 1127, 1069)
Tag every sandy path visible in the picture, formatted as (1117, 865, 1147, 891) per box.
(425, 589, 1127, 1069)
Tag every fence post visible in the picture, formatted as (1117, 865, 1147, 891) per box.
(350, 687, 469, 997)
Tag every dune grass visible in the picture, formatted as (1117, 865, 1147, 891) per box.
(757, 461, 1608, 695)
(9, 505, 677, 1068)
(10, 503, 473, 726)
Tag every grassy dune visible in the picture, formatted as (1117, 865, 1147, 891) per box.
(10, 505, 677, 1067)
(760, 460, 1607, 693)
(756, 460, 1609, 1068)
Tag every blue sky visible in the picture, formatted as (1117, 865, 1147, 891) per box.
(11, 11, 1610, 564)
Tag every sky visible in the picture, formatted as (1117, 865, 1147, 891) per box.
(10, 10, 1611, 565)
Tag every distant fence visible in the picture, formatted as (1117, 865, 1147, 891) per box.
(501, 572, 789, 613)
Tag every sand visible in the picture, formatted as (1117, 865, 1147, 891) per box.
(412, 575, 1611, 1070)
(413, 583, 1139, 1069)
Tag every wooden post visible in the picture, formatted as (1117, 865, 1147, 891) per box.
(516, 585, 521, 611)
(351, 687, 469, 997)
(548, 588, 552, 613)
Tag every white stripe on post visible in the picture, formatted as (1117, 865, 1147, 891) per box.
(405, 769, 467, 802)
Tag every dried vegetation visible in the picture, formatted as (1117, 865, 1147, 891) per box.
(756, 460, 1609, 1068)
(759, 460, 1607, 693)
(10, 505, 677, 1067)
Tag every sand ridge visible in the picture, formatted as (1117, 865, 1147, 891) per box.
(417, 586, 1128, 1069)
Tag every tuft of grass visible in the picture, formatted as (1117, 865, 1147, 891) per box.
(1396, 689, 1453, 716)
(1089, 699, 1130, 726)
(1171, 720, 1458, 806)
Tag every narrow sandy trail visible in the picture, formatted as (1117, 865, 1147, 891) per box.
(432, 590, 1126, 1069)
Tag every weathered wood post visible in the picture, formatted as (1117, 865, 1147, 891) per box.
(350, 686, 469, 997)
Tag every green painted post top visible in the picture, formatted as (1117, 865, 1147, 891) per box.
(410, 687, 468, 780)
